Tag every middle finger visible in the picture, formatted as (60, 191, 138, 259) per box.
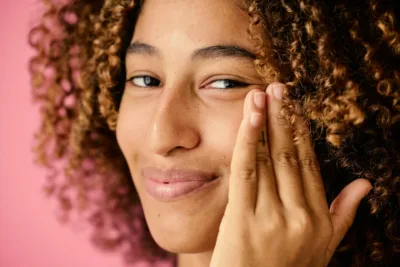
(266, 83, 307, 209)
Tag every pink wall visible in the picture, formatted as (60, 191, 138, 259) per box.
(0, 1, 147, 266)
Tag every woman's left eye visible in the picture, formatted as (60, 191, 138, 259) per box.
(206, 79, 249, 89)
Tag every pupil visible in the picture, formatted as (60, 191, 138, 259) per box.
(144, 76, 152, 85)
(224, 80, 233, 88)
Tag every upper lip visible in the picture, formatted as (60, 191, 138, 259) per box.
(141, 167, 217, 183)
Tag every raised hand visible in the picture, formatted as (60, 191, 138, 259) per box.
(210, 83, 373, 267)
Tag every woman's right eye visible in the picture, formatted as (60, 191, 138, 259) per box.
(127, 76, 161, 87)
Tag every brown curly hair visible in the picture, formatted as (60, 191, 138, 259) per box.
(28, 0, 400, 266)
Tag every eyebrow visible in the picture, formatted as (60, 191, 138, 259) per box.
(126, 42, 257, 61)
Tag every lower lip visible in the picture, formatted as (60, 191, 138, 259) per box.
(145, 177, 218, 201)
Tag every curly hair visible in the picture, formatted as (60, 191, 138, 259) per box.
(28, 0, 400, 266)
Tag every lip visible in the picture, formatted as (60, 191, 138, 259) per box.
(142, 167, 218, 201)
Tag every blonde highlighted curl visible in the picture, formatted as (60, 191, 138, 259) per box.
(29, 0, 399, 266)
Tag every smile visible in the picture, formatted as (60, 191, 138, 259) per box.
(144, 176, 219, 202)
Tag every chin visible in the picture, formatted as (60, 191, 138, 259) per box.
(150, 224, 218, 254)
(139, 182, 228, 254)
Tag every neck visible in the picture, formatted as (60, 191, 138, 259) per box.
(177, 251, 213, 267)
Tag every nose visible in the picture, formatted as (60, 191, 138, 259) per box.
(149, 88, 200, 156)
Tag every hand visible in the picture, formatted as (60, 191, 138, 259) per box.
(210, 83, 373, 267)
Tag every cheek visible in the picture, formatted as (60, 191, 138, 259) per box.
(116, 103, 147, 160)
(204, 107, 243, 169)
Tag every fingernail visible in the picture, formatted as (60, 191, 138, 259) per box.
(254, 92, 265, 109)
(273, 85, 284, 100)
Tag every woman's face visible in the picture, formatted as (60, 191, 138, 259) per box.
(116, 0, 267, 253)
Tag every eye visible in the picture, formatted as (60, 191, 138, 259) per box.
(205, 79, 249, 89)
(127, 75, 161, 87)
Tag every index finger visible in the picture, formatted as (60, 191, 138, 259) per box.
(228, 89, 265, 212)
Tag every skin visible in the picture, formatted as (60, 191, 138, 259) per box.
(117, 0, 265, 264)
(116, 0, 372, 266)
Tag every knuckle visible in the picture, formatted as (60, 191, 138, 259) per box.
(238, 167, 257, 182)
(267, 211, 287, 230)
(256, 151, 272, 165)
(272, 113, 289, 127)
(242, 136, 258, 149)
(289, 208, 314, 235)
(299, 154, 320, 172)
(275, 148, 299, 167)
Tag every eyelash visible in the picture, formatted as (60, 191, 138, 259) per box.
(125, 75, 250, 89)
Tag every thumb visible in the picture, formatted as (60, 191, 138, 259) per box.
(325, 178, 373, 263)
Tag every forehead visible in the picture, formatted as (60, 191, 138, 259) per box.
(132, 0, 252, 48)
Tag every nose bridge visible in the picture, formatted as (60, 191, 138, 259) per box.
(155, 86, 191, 124)
(149, 87, 199, 156)
(158, 87, 189, 117)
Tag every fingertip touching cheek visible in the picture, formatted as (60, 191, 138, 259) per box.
(115, 0, 269, 255)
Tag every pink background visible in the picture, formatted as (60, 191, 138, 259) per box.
(0, 1, 150, 266)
